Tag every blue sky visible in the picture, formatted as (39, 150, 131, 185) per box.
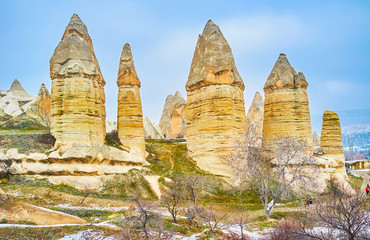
(0, 0, 369, 129)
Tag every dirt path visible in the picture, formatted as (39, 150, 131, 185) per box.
(144, 154, 175, 199)
(143, 175, 162, 199)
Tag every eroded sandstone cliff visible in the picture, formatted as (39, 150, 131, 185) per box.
(117, 43, 145, 157)
(186, 20, 247, 177)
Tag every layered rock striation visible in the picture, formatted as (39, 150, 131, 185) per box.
(117, 43, 145, 157)
(318, 110, 346, 175)
(159, 92, 186, 138)
(186, 20, 247, 177)
(246, 92, 264, 145)
(262, 53, 313, 154)
(50, 14, 106, 147)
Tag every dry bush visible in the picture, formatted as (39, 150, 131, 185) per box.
(197, 204, 228, 235)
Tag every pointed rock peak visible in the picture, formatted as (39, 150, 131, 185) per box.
(9, 79, 23, 91)
(264, 53, 308, 92)
(254, 91, 263, 100)
(202, 19, 221, 38)
(50, 14, 103, 80)
(38, 83, 50, 96)
(117, 43, 140, 87)
(120, 43, 133, 63)
(186, 20, 244, 91)
(64, 13, 89, 39)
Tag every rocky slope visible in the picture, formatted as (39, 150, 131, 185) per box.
(117, 43, 145, 157)
(159, 91, 186, 138)
(186, 20, 247, 177)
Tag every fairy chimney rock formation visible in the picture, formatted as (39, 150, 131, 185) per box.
(159, 91, 186, 138)
(117, 43, 145, 157)
(246, 92, 264, 145)
(186, 20, 247, 177)
(50, 14, 106, 147)
(262, 53, 313, 153)
(144, 117, 164, 139)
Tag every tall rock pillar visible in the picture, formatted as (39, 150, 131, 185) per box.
(117, 43, 145, 158)
(50, 14, 106, 148)
(320, 110, 346, 174)
(186, 20, 247, 177)
(262, 54, 313, 154)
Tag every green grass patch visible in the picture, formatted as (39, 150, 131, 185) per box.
(49, 207, 115, 221)
(348, 174, 363, 192)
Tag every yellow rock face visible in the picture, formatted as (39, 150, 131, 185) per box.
(186, 20, 247, 177)
(319, 110, 346, 174)
(262, 54, 313, 154)
(117, 43, 145, 158)
(50, 14, 106, 147)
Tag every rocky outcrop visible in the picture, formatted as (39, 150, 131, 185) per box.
(144, 117, 164, 139)
(317, 110, 347, 177)
(159, 92, 186, 138)
(186, 20, 247, 177)
(246, 92, 264, 145)
(262, 53, 313, 154)
(117, 43, 145, 157)
(50, 14, 106, 148)
(0, 79, 34, 117)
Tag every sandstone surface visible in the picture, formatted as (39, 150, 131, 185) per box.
(159, 92, 186, 138)
(246, 91, 264, 145)
(117, 43, 145, 157)
(50, 14, 106, 147)
(318, 110, 347, 176)
(262, 54, 313, 154)
(186, 20, 247, 177)
(144, 117, 164, 139)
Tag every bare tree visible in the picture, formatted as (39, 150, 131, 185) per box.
(268, 180, 370, 240)
(183, 201, 198, 226)
(197, 204, 228, 235)
(183, 175, 203, 204)
(229, 136, 318, 218)
(161, 177, 182, 223)
(228, 206, 249, 240)
(79, 183, 95, 206)
(127, 198, 160, 240)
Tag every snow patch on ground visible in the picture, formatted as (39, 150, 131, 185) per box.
(58, 229, 115, 240)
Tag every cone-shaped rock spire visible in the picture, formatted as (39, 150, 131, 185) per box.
(50, 14, 106, 147)
(320, 110, 344, 155)
(262, 54, 312, 154)
(159, 91, 186, 139)
(264, 53, 307, 92)
(50, 14, 103, 82)
(8, 79, 32, 97)
(117, 43, 141, 87)
(246, 91, 264, 145)
(117, 43, 145, 157)
(186, 20, 244, 91)
(186, 20, 247, 177)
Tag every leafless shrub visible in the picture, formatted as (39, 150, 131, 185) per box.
(161, 177, 183, 223)
(228, 206, 250, 240)
(121, 198, 163, 240)
(229, 135, 318, 218)
(197, 204, 228, 235)
(79, 183, 96, 206)
(183, 175, 203, 204)
(183, 201, 198, 226)
(267, 180, 370, 240)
